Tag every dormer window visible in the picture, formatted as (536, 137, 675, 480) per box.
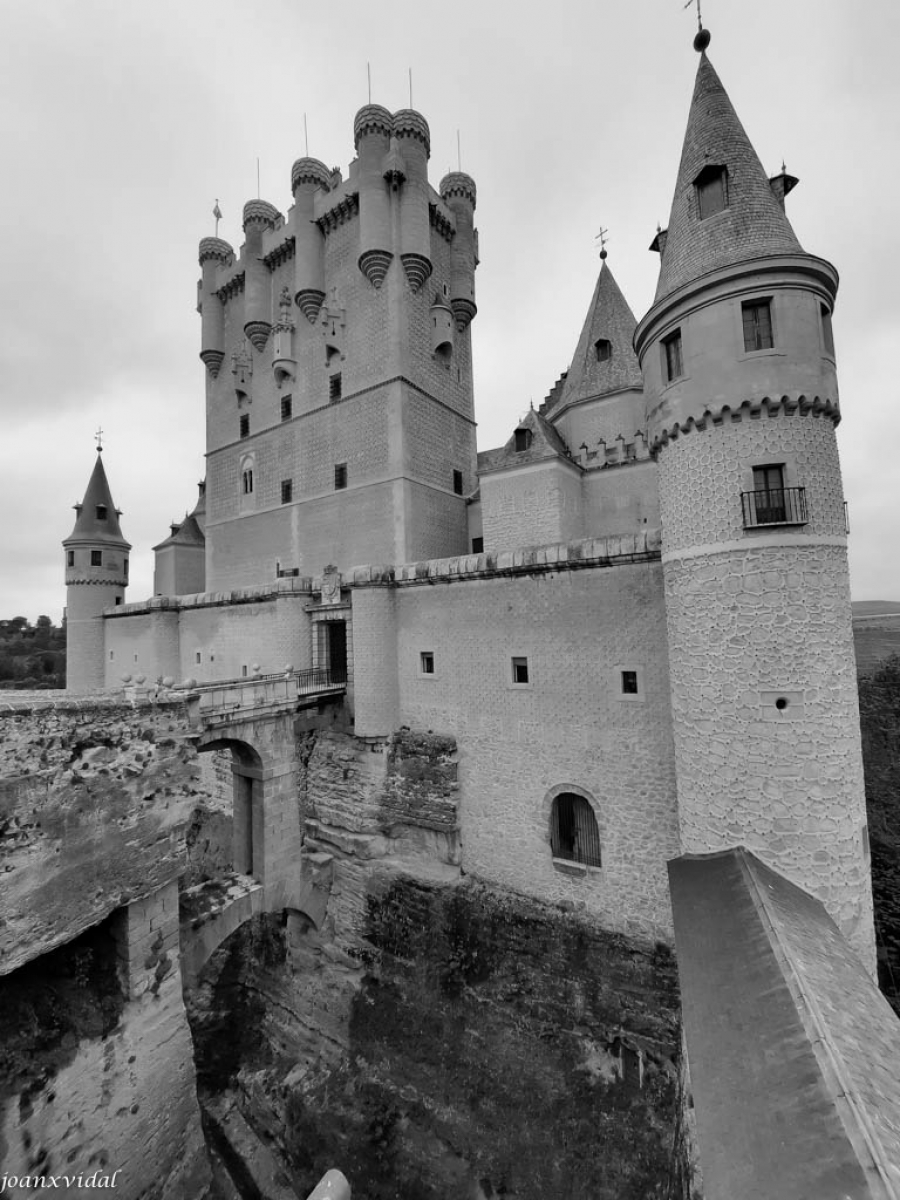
(695, 164, 728, 219)
(514, 428, 533, 453)
(95, 504, 108, 521)
(594, 338, 612, 363)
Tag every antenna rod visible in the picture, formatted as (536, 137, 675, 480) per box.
(256, 157, 260, 199)
(457, 129, 461, 172)
(409, 68, 413, 108)
(367, 62, 371, 103)
(304, 113, 308, 156)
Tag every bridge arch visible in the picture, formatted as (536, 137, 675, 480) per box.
(195, 735, 265, 881)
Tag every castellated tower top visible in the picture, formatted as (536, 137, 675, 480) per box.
(242, 199, 281, 230)
(653, 52, 803, 303)
(198, 236, 233, 265)
(353, 104, 394, 147)
(392, 109, 430, 154)
(290, 157, 332, 193)
(439, 172, 477, 208)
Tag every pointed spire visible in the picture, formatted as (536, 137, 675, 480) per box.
(653, 53, 803, 303)
(546, 262, 643, 420)
(64, 452, 130, 548)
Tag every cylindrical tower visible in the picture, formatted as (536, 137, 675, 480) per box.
(290, 157, 331, 323)
(242, 200, 280, 350)
(636, 46, 874, 970)
(354, 105, 394, 288)
(63, 451, 131, 693)
(198, 236, 232, 378)
(439, 172, 477, 331)
(393, 109, 432, 293)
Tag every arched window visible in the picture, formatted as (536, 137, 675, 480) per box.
(551, 792, 602, 867)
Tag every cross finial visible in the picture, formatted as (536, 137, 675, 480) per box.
(213, 199, 222, 236)
(685, 0, 711, 50)
(95, 426, 104, 452)
(595, 226, 609, 261)
(683, 0, 702, 30)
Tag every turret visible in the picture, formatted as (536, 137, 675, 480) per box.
(290, 156, 331, 322)
(393, 109, 432, 292)
(198, 237, 232, 377)
(63, 449, 130, 692)
(242, 199, 281, 350)
(635, 32, 873, 969)
(354, 105, 394, 288)
(439, 172, 477, 330)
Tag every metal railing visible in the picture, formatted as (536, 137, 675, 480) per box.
(741, 487, 808, 529)
(192, 666, 345, 714)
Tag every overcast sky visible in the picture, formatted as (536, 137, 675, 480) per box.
(1, 0, 897, 622)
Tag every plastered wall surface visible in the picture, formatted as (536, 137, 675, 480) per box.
(377, 560, 679, 939)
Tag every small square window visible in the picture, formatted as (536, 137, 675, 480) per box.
(115, 596, 122, 606)
(239, 414, 250, 439)
(514, 428, 533, 452)
(420, 651, 435, 675)
(742, 299, 773, 352)
(512, 657, 529, 685)
(621, 670, 639, 695)
(594, 338, 611, 362)
(329, 373, 342, 402)
(281, 479, 293, 504)
(95, 504, 108, 520)
(334, 463, 347, 490)
(66, 550, 74, 567)
(662, 329, 683, 383)
(281, 395, 293, 421)
(453, 469, 463, 495)
(91, 550, 102, 566)
(472, 536, 484, 553)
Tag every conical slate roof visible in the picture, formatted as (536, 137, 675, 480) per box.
(546, 263, 642, 419)
(654, 53, 803, 303)
(63, 453, 130, 548)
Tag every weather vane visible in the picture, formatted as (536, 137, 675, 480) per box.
(684, 0, 711, 49)
(213, 199, 222, 236)
(683, 0, 703, 29)
(595, 227, 609, 260)
(95, 426, 104, 452)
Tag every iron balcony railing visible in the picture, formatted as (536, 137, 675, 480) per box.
(741, 487, 808, 529)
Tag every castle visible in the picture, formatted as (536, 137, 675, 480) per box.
(64, 33, 873, 971)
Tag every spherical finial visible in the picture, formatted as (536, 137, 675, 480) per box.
(694, 26, 711, 52)
(599, 249, 608, 261)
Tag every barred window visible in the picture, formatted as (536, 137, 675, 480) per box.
(551, 793, 602, 868)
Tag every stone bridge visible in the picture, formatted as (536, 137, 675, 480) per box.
(177, 669, 345, 985)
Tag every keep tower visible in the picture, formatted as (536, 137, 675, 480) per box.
(197, 106, 479, 590)
(635, 33, 875, 969)
(63, 449, 130, 692)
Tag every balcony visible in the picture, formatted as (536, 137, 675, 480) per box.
(741, 487, 808, 529)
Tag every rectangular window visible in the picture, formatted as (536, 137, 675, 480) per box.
(281, 479, 293, 504)
(95, 504, 107, 520)
(67, 550, 74, 567)
(241, 665, 248, 678)
(329, 373, 342, 402)
(696, 166, 727, 219)
(239, 414, 249, 439)
(242, 468, 254, 494)
(662, 329, 683, 382)
(472, 536, 484, 553)
(334, 462, 347, 490)
(453, 469, 463, 495)
(742, 299, 773, 352)
(821, 305, 835, 357)
(621, 670, 639, 695)
(109, 650, 114, 660)
(281, 395, 293, 421)
(91, 550, 102, 566)
(420, 652, 435, 675)
(115, 596, 122, 605)
(512, 656, 529, 685)
(195, 652, 201, 664)
(752, 463, 787, 523)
